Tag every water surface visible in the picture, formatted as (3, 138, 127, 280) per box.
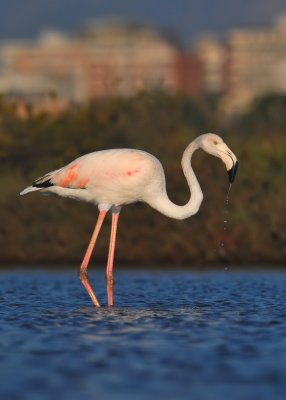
(1, 269, 286, 400)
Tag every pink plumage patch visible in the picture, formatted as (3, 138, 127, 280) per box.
(59, 163, 80, 187)
(77, 178, 89, 188)
(127, 169, 140, 177)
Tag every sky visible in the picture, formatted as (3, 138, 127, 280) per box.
(0, 0, 286, 43)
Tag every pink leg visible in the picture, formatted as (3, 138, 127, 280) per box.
(79, 210, 107, 307)
(106, 212, 120, 306)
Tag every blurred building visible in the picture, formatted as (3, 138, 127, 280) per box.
(78, 21, 182, 97)
(0, 32, 79, 97)
(196, 37, 227, 95)
(176, 52, 203, 96)
(2, 18, 286, 116)
(223, 17, 286, 114)
(0, 20, 203, 111)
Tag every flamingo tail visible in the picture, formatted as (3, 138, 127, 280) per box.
(20, 169, 58, 195)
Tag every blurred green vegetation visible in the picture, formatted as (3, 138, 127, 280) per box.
(0, 92, 285, 267)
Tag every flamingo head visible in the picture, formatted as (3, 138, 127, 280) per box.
(198, 133, 238, 183)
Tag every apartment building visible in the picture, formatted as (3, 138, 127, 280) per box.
(2, 17, 286, 116)
(0, 21, 202, 105)
(224, 17, 286, 113)
(196, 37, 227, 95)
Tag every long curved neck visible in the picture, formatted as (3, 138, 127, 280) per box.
(148, 141, 203, 220)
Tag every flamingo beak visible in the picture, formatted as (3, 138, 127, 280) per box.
(227, 161, 238, 183)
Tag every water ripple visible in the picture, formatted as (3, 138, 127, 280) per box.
(1, 270, 286, 400)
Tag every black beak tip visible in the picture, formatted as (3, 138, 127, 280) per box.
(227, 161, 238, 183)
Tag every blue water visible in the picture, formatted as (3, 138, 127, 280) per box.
(1, 269, 286, 400)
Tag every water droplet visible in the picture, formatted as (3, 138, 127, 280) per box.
(215, 183, 233, 264)
(225, 183, 232, 206)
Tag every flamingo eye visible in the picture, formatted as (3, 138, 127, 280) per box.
(213, 140, 218, 145)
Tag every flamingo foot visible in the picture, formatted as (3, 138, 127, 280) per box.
(78, 270, 101, 307)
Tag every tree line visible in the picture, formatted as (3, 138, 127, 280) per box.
(0, 92, 285, 267)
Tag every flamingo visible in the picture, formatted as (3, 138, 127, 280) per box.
(20, 133, 238, 307)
